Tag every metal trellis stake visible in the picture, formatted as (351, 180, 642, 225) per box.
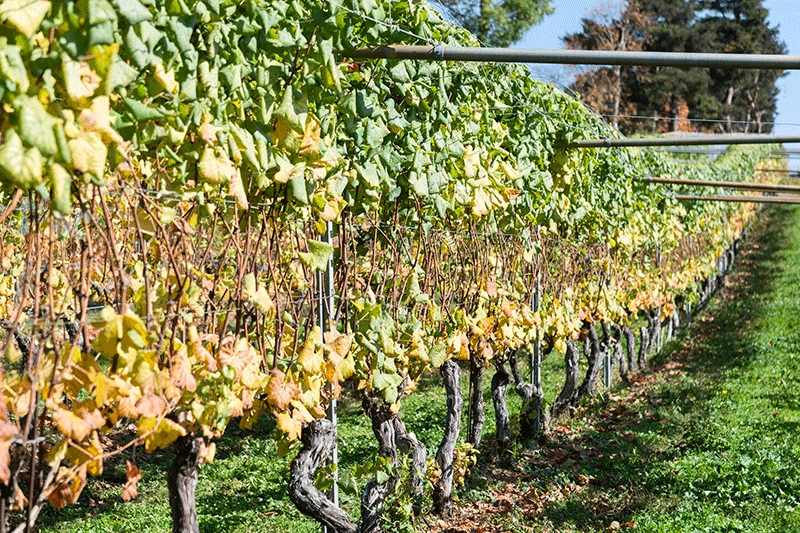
(318, 220, 338, 533)
(531, 250, 542, 433)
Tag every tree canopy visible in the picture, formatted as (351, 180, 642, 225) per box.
(564, 0, 786, 134)
(434, 0, 554, 46)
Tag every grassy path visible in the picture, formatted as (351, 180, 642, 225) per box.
(439, 205, 800, 533)
(40, 206, 800, 533)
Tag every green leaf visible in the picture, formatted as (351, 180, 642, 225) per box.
(110, 0, 151, 24)
(289, 174, 308, 205)
(123, 98, 165, 121)
(0, 0, 50, 37)
(428, 344, 447, 368)
(0, 130, 42, 189)
(50, 164, 72, 215)
(274, 87, 303, 133)
(318, 39, 340, 92)
(298, 239, 333, 272)
(0, 45, 29, 92)
(15, 96, 59, 157)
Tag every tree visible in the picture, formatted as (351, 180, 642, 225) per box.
(563, 0, 651, 130)
(565, 0, 786, 134)
(433, 0, 554, 46)
(692, 0, 786, 132)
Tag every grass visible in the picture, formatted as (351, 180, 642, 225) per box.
(39, 206, 800, 532)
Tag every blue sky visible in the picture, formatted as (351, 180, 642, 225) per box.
(514, 0, 800, 137)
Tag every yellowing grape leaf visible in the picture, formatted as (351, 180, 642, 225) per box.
(138, 417, 186, 453)
(297, 328, 323, 375)
(273, 156, 304, 184)
(298, 116, 321, 157)
(68, 132, 107, 179)
(120, 460, 141, 501)
(298, 240, 333, 272)
(153, 62, 178, 94)
(47, 466, 87, 509)
(198, 146, 233, 184)
(135, 394, 167, 418)
(51, 407, 103, 442)
(0, 0, 50, 37)
(0, 420, 17, 484)
(265, 370, 300, 411)
(275, 411, 302, 441)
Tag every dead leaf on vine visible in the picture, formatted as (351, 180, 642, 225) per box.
(121, 461, 141, 501)
(47, 467, 87, 509)
(265, 369, 301, 411)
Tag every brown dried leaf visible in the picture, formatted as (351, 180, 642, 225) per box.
(121, 461, 141, 501)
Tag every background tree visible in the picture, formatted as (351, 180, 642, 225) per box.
(433, 0, 554, 46)
(564, 0, 786, 134)
(563, 0, 651, 131)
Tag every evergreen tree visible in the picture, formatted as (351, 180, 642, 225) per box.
(434, 0, 554, 47)
(564, 0, 786, 134)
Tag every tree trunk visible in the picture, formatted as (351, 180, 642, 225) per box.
(576, 322, 604, 399)
(637, 325, 649, 370)
(490, 364, 512, 457)
(360, 395, 399, 533)
(466, 354, 485, 448)
(433, 359, 462, 516)
(168, 434, 203, 533)
(551, 340, 580, 419)
(393, 418, 426, 516)
(508, 350, 546, 439)
(622, 324, 636, 379)
(289, 420, 358, 533)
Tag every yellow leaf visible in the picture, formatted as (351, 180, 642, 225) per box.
(298, 116, 321, 157)
(68, 132, 107, 179)
(138, 417, 186, 453)
(297, 328, 323, 375)
(198, 146, 233, 185)
(134, 394, 167, 418)
(51, 407, 103, 442)
(47, 466, 87, 509)
(153, 63, 179, 94)
(0, 420, 17, 484)
(0, 0, 50, 37)
(228, 168, 248, 210)
(273, 156, 304, 184)
(275, 410, 303, 441)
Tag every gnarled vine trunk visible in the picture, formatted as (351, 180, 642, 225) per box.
(622, 324, 637, 380)
(551, 340, 580, 419)
(576, 322, 604, 399)
(433, 359, 462, 516)
(466, 353, 485, 448)
(490, 364, 512, 456)
(289, 419, 357, 533)
(360, 395, 399, 533)
(638, 325, 649, 370)
(168, 434, 204, 533)
(508, 350, 547, 440)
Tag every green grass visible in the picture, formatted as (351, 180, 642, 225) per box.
(39, 206, 800, 532)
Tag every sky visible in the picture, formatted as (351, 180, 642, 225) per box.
(513, 0, 800, 138)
